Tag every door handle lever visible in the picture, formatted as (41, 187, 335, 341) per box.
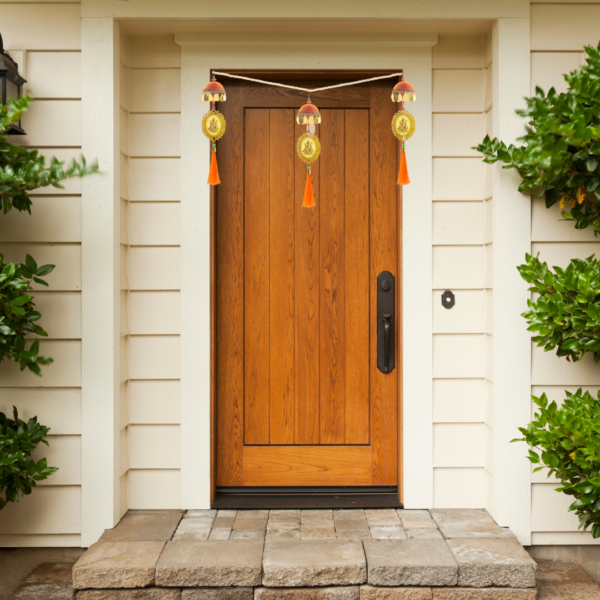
(383, 314, 391, 373)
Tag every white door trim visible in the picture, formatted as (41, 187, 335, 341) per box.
(175, 36, 436, 509)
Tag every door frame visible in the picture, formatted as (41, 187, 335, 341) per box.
(176, 36, 435, 510)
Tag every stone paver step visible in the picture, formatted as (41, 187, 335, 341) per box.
(70, 508, 538, 597)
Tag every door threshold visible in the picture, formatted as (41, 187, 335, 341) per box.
(212, 486, 403, 509)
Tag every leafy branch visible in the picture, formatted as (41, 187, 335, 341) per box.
(476, 40, 600, 234)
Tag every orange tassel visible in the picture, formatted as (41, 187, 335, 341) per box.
(397, 150, 410, 185)
(303, 171, 315, 208)
(207, 150, 221, 185)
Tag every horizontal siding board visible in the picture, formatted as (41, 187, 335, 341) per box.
(129, 114, 180, 157)
(432, 36, 484, 69)
(532, 483, 581, 532)
(433, 334, 485, 378)
(531, 532, 599, 545)
(433, 379, 485, 423)
(0, 486, 80, 534)
(484, 243, 492, 289)
(0, 388, 81, 435)
(130, 291, 180, 335)
(484, 66, 492, 111)
(121, 64, 130, 111)
(432, 159, 483, 201)
(531, 52, 584, 96)
(532, 344, 600, 386)
(1, 5, 81, 50)
(532, 242, 600, 269)
(531, 4, 600, 51)
(129, 425, 180, 468)
(10, 101, 82, 147)
(130, 36, 181, 69)
(0, 534, 81, 548)
(0, 197, 81, 243)
(0, 341, 81, 387)
(433, 290, 484, 334)
(130, 247, 181, 290)
(433, 424, 485, 467)
(484, 289, 492, 335)
(129, 469, 180, 509)
(433, 202, 483, 245)
(31, 291, 81, 339)
(120, 427, 129, 476)
(433, 70, 483, 113)
(433, 114, 482, 157)
(532, 198, 597, 242)
(433, 246, 484, 289)
(130, 380, 181, 424)
(27, 52, 82, 99)
(433, 468, 485, 508)
(120, 336, 129, 383)
(33, 435, 81, 486)
(130, 158, 180, 201)
(121, 245, 129, 291)
(130, 69, 181, 113)
(129, 335, 180, 379)
(483, 199, 492, 244)
(121, 109, 129, 156)
(130, 203, 181, 246)
(121, 154, 130, 200)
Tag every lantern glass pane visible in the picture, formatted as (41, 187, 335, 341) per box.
(6, 79, 19, 102)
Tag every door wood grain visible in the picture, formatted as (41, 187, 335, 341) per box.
(215, 78, 400, 490)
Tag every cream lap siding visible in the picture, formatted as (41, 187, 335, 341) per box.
(0, 1, 83, 547)
(127, 36, 182, 509)
(119, 33, 131, 519)
(530, 0, 600, 545)
(431, 35, 489, 509)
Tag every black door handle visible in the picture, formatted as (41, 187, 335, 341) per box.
(383, 314, 391, 373)
(377, 271, 395, 374)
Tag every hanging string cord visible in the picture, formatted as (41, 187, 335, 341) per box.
(211, 71, 403, 93)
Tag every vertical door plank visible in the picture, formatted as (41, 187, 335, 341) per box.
(295, 121, 320, 444)
(369, 83, 398, 484)
(344, 109, 370, 445)
(216, 86, 244, 485)
(320, 109, 346, 445)
(244, 109, 270, 444)
(269, 109, 296, 444)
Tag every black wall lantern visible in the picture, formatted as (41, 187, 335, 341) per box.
(0, 32, 27, 135)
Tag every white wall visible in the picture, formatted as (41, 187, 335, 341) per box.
(529, 0, 600, 546)
(0, 1, 83, 547)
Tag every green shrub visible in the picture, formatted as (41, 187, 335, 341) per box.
(476, 40, 600, 235)
(518, 253, 600, 363)
(1, 95, 98, 214)
(515, 389, 600, 538)
(0, 254, 54, 375)
(0, 407, 57, 509)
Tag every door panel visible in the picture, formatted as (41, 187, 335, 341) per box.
(216, 80, 399, 488)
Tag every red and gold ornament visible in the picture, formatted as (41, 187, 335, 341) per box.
(296, 97, 321, 208)
(391, 80, 416, 185)
(202, 76, 227, 185)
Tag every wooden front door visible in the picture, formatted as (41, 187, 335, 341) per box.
(215, 76, 400, 489)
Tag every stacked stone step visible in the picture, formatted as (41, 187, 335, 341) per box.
(72, 508, 538, 599)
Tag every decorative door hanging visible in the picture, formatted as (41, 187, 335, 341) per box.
(201, 71, 416, 207)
